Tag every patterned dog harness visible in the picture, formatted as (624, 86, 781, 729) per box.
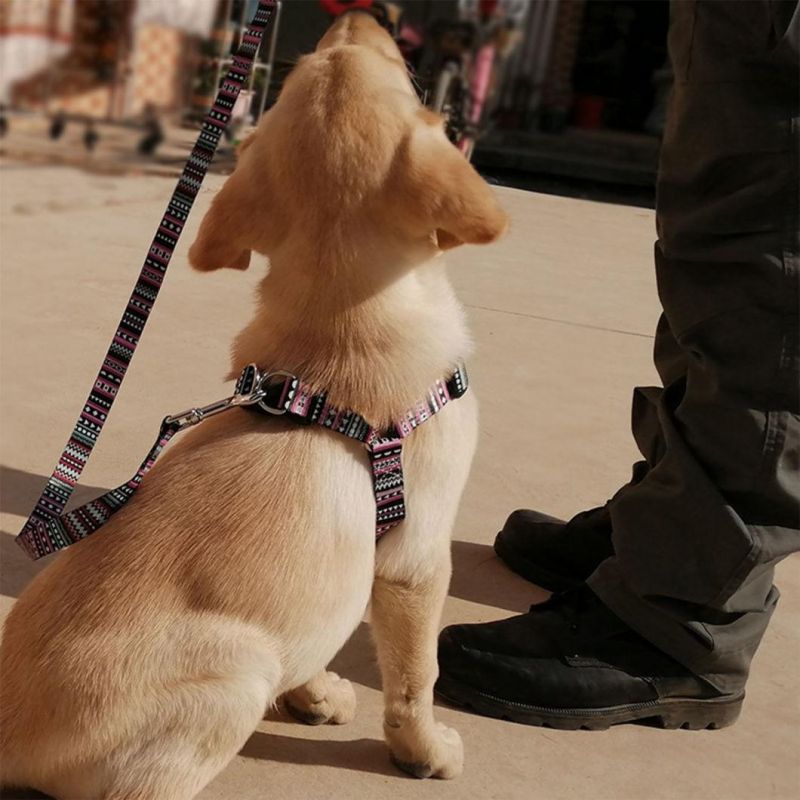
(14, 0, 470, 561)
(17, 361, 469, 561)
(236, 364, 469, 534)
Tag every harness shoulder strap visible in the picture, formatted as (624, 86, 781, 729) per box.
(255, 364, 470, 537)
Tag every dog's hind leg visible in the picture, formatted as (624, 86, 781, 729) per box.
(97, 669, 275, 800)
(94, 627, 282, 800)
(283, 670, 357, 725)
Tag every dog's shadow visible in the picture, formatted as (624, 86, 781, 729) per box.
(239, 731, 399, 777)
(0, 530, 45, 599)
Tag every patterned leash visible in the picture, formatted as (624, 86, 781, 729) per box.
(16, 1, 277, 561)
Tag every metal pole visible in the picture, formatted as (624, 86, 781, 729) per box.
(242, 1, 257, 95)
(257, 0, 282, 119)
(213, 0, 235, 96)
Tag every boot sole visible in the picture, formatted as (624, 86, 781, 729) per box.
(435, 675, 743, 731)
(494, 530, 583, 593)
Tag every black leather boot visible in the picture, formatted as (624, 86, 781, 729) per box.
(436, 587, 743, 730)
(493, 506, 615, 591)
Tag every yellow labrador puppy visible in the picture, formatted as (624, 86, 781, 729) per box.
(0, 13, 506, 799)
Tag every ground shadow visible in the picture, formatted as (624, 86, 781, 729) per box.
(449, 539, 549, 612)
(313, 542, 545, 695)
(0, 531, 48, 598)
(328, 622, 380, 692)
(239, 732, 401, 777)
(0, 464, 109, 519)
(0, 465, 110, 598)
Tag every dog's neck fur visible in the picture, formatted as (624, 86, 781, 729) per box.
(231, 244, 471, 427)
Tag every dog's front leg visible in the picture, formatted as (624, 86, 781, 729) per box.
(371, 557, 463, 779)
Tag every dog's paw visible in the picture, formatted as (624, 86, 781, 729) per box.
(285, 672, 357, 725)
(385, 720, 463, 779)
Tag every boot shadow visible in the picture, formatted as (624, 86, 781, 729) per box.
(449, 539, 548, 612)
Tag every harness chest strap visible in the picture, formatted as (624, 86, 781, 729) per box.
(16, 364, 469, 560)
(245, 363, 470, 535)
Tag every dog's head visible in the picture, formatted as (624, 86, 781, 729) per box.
(189, 12, 507, 274)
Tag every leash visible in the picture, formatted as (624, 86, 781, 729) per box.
(16, 1, 277, 560)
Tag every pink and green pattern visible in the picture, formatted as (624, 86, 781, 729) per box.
(272, 366, 470, 537)
(18, 360, 468, 560)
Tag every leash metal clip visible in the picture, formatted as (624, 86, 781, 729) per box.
(256, 370, 299, 415)
(163, 396, 243, 431)
(164, 364, 298, 430)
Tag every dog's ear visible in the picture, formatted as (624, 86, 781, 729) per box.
(189, 171, 252, 271)
(189, 132, 261, 272)
(397, 118, 508, 250)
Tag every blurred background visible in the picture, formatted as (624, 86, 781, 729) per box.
(0, 0, 669, 206)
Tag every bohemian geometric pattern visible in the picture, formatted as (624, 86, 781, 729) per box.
(273, 363, 470, 537)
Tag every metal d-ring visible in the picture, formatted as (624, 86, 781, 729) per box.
(164, 366, 298, 430)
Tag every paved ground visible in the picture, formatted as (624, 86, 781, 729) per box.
(1, 163, 797, 800)
(0, 113, 240, 179)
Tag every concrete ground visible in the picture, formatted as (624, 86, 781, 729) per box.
(0, 113, 241, 180)
(1, 163, 797, 800)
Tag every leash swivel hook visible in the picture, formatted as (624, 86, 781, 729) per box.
(164, 364, 299, 430)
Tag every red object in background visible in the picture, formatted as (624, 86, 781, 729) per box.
(572, 95, 606, 129)
(319, 0, 373, 15)
(479, 0, 499, 18)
